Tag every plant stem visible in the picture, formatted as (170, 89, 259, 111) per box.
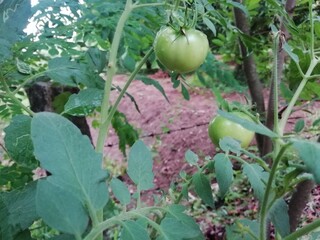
(83, 207, 164, 240)
(96, 0, 134, 153)
(133, 2, 165, 9)
(278, 59, 317, 136)
(283, 218, 320, 240)
(309, 0, 315, 58)
(259, 144, 291, 240)
(99, 48, 153, 141)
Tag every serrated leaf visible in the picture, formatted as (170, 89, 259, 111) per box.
(120, 220, 150, 240)
(157, 205, 203, 240)
(0, 182, 38, 240)
(283, 42, 299, 63)
(63, 88, 103, 116)
(36, 180, 88, 236)
(127, 140, 154, 191)
(214, 153, 234, 197)
(4, 115, 37, 169)
(219, 137, 242, 154)
(226, 219, 259, 240)
(185, 149, 199, 166)
(292, 140, 320, 183)
(31, 112, 109, 212)
(181, 84, 190, 101)
(243, 163, 269, 201)
(203, 17, 216, 36)
(192, 172, 214, 208)
(294, 119, 305, 133)
(269, 199, 290, 237)
(136, 76, 169, 102)
(218, 110, 278, 138)
(110, 178, 131, 206)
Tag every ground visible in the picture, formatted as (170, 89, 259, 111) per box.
(89, 73, 320, 239)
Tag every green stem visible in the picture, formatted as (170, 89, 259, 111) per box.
(278, 59, 317, 136)
(309, 0, 315, 58)
(133, 2, 166, 9)
(96, 0, 134, 153)
(83, 207, 165, 240)
(12, 71, 46, 95)
(272, 32, 280, 136)
(259, 143, 291, 240)
(100, 48, 153, 140)
(283, 218, 320, 240)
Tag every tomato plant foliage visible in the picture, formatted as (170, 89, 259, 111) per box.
(1, 0, 320, 240)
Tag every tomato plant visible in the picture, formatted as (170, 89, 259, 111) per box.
(208, 112, 255, 149)
(154, 26, 209, 73)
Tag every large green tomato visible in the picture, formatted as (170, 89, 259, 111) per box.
(208, 112, 255, 149)
(154, 27, 209, 74)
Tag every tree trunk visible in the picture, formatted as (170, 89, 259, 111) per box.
(26, 80, 92, 141)
(233, 0, 266, 154)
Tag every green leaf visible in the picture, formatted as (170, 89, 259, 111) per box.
(192, 172, 214, 208)
(120, 220, 150, 240)
(181, 84, 190, 101)
(269, 199, 290, 237)
(217, 110, 278, 138)
(110, 178, 131, 206)
(214, 153, 234, 197)
(46, 57, 100, 88)
(310, 231, 320, 239)
(0, 182, 38, 240)
(136, 76, 169, 102)
(219, 137, 242, 154)
(292, 140, 320, 183)
(226, 219, 259, 240)
(127, 140, 154, 191)
(49, 234, 76, 240)
(36, 180, 88, 236)
(243, 163, 269, 201)
(63, 88, 104, 116)
(202, 17, 216, 36)
(4, 115, 37, 169)
(0, 0, 31, 43)
(283, 42, 299, 63)
(294, 119, 305, 133)
(185, 149, 199, 166)
(31, 113, 109, 213)
(158, 205, 203, 240)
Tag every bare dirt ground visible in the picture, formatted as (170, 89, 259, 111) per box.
(90, 73, 320, 239)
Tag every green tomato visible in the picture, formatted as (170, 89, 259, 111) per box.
(154, 27, 209, 74)
(208, 112, 255, 149)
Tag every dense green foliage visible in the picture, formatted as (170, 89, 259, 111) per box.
(0, 0, 320, 240)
